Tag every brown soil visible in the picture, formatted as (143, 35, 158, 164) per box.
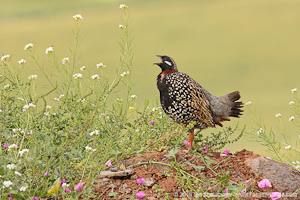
(89, 148, 296, 200)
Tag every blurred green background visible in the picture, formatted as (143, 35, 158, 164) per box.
(1, 0, 300, 155)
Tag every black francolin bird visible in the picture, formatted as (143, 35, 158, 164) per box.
(155, 55, 243, 148)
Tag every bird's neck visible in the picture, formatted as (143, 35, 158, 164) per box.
(160, 69, 178, 76)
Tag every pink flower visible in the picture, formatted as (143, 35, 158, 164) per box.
(105, 159, 112, 167)
(184, 141, 190, 146)
(32, 197, 39, 200)
(241, 188, 247, 194)
(44, 171, 48, 177)
(8, 195, 14, 200)
(136, 192, 145, 199)
(150, 120, 154, 125)
(220, 153, 227, 157)
(270, 192, 281, 200)
(243, 179, 250, 184)
(136, 178, 145, 184)
(65, 187, 71, 193)
(224, 188, 228, 195)
(258, 179, 271, 188)
(56, 171, 60, 176)
(203, 148, 207, 153)
(223, 149, 230, 154)
(25, 132, 28, 136)
(74, 182, 84, 190)
(60, 179, 66, 185)
(3, 143, 9, 148)
(210, 142, 213, 147)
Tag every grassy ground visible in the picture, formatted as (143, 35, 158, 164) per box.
(1, 0, 300, 155)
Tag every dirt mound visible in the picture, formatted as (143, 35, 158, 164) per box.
(91, 148, 300, 199)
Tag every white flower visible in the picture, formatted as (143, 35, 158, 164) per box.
(73, 14, 83, 21)
(297, 161, 300, 164)
(19, 186, 28, 191)
(59, 94, 65, 98)
(14, 171, 22, 176)
(289, 116, 295, 121)
(4, 84, 9, 89)
(119, 4, 128, 9)
(129, 95, 137, 99)
(80, 66, 85, 71)
(0, 109, 2, 113)
(1, 55, 10, 61)
(285, 145, 291, 150)
(296, 165, 300, 169)
(7, 164, 16, 170)
(62, 57, 69, 64)
(85, 145, 92, 151)
(289, 101, 295, 106)
(117, 98, 122, 102)
(54, 98, 60, 101)
(77, 98, 85, 103)
(62, 183, 70, 188)
(245, 101, 252, 105)
(91, 74, 100, 80)
(275, 113, 281, 118)
(22, 103, 36, 111)
(45, 46, 54, 54)
(46, 105, 52, 110)
(90, 130, 100, 136)
(18, 149, 29, 157)
(120, 71, 129, 77)
(17, 97, 24, 101)
(24, 43, 34, 50)
(8, 144, 18, 151)
(257, 128, 264, 136)
(44, 112, 49, 116)
(119, 24, 126, 29)
(96, 63, 106, 68)
(12, 128, 22, 133)
(28, 74, 38, 80)
(18, 59, 26, 65)
(85, 145, 96, 152)
(3, 180, 13, 188)
(73, 73, 82, 79)
(291, 88, 297, 93)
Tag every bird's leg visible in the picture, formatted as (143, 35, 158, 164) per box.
(188, 129, 194, 148)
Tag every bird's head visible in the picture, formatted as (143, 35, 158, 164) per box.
(154, 55, 178, 71)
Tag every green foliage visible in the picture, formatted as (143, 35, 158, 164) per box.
(0, 4, 249, 199)
(0, 7, 182, 199)
(248, 91, 300, 167)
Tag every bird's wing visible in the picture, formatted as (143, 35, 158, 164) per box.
(167, 72, 214, 127)
(184, 75, 214, 127)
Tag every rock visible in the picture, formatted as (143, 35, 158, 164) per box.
(99, 169, 134, 179)
(93, 178, 110, 186)
(143, 180, 155, 187)
(245, 155, 300, 192)
(110, 167, 118, 172)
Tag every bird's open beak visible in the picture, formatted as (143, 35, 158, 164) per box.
(153, 55, 163, 65)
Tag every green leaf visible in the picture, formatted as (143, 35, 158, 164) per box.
(108, 192, 118, 197)
(185, 161, 205, 171)
(46, 177, 61, 196)
(111, 149, 121, 156)
(204, 156, 215, 165)
(165, 147, 179, 159)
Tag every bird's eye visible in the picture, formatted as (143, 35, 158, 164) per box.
(164, 61, 172, 66)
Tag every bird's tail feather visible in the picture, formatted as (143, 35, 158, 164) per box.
(227, 91, 244, 118)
